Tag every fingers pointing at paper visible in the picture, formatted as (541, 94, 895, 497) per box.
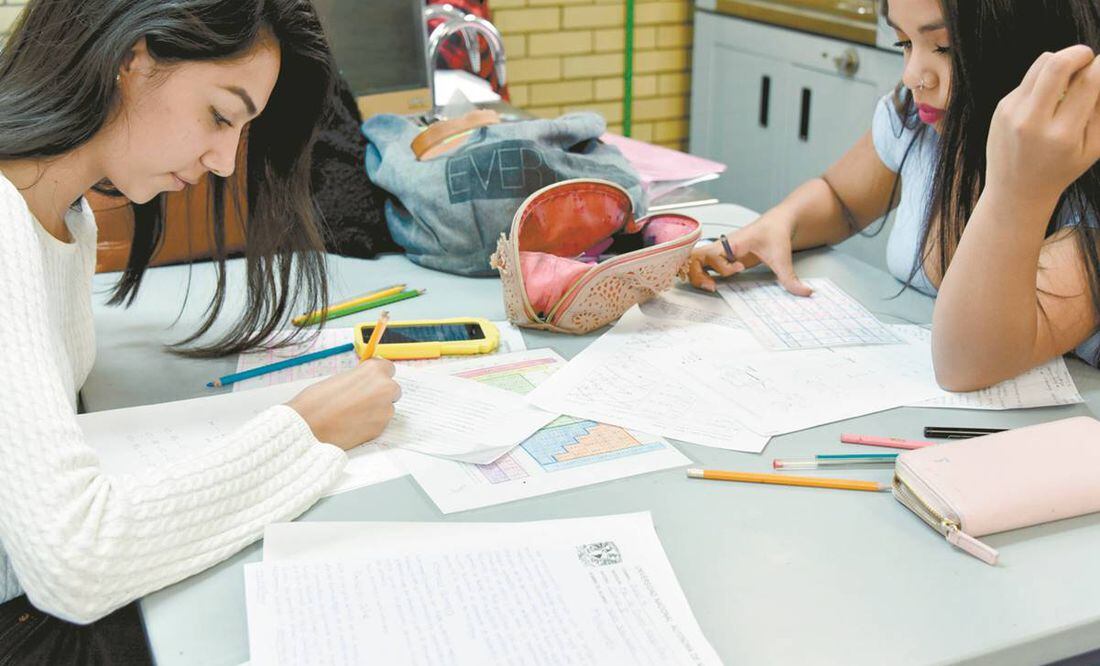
(685, 214, 813, 297)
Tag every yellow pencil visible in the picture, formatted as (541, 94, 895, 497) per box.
(686, 468, 887, 492)
(292, 284, 405, 327)
(360, 311, 390, 362)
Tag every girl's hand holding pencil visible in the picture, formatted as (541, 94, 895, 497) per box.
(285, 357, 401, 450)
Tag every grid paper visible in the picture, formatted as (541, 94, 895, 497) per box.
(718, 278, 902, 350)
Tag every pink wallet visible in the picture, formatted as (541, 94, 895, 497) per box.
(893, 416, 1100, 565)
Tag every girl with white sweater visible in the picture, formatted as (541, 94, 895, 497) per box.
(0, 0, 400, 661)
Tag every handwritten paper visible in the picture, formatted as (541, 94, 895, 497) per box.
(403, 350, 690, 513)
(78, 379, 406, 497)
(231, 321, 527, 392)
(526, 308, 770, 452)
(248, 513, 721, 666)
(891, 326, 1085, 410)
(718, 278, 901, 350)
(659, 338, 943, 436)
(380, 366, 558, 464)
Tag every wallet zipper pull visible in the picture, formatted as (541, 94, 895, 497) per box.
(895, 474, 1000, 566)
(944, 523, 999, 565)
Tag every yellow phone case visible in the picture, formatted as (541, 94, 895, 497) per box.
(353, 317, 500, 360)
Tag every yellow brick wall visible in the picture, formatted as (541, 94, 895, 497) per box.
(495, 0, 693, 150)
(0, 0, 695, 149)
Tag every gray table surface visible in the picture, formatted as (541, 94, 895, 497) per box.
(85, 205, 1100, 666)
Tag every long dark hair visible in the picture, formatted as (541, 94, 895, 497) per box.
(0, 0, 335, 357)
(883, 0, 1100, 355)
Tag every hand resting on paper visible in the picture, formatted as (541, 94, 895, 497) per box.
(685, 210, 814, 297)
(286, 358, 401, 450)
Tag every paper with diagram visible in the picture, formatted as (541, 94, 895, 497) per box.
(402, 350, 690, 513)
(231, 321, 527, 391)
(718, 278, 901, 350)
(526, 309, 770, 452)
(248, 512, 721, 666)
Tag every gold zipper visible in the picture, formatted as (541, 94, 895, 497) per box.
(893, 473, 960, 536)
(894, 472, 1000, 564)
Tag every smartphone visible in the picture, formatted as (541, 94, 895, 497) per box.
(357, 322, 487, 345)
(353, 318, 499, 360)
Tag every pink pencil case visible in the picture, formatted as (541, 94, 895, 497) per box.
(893, 416, 1100, 565)
(490, 178, 700, 334)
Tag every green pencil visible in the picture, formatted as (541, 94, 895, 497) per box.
(300, 289, 425, 325)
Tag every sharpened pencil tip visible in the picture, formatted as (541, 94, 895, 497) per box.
(207, 380, 220, 388)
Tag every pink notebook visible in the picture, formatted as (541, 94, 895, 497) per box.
(600, 133, 726, 187)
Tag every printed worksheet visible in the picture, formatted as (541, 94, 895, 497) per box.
(892, 326, 1084, 409)
(79, 378, 406, 497)
(248, 513, 721, 666)
(377, 366, 558, 464)
(718, 278, 902, 350)
(231, 321, 527, 391)
(403, 350, 690, 513)
(638, 287, 746, 330)
(526, 308, 770, 452)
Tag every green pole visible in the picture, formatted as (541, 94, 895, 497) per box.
(623, 0, 635, 137)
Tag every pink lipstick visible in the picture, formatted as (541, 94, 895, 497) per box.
(917, 103, 944, 125)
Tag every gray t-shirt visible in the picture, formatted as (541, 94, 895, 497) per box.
(870, 92, 1100, 365)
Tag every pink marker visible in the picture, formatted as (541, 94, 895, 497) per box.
(840, 433, 937, 450)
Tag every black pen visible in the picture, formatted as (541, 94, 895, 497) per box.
(923, 426, 1007, 439)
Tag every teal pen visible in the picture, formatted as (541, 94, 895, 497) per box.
(206, 342, 356, 388)
(773, 453, 898, 470)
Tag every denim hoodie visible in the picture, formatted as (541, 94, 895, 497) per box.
(363, 112, 644, 276)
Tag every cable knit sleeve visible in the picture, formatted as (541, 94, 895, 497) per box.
(0, 195, 346, 624)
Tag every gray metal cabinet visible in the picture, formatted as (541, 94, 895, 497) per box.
(690, 10, 904, 268)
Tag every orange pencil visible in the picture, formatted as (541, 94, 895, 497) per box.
(360, 311, 390, 362)
(686, 468, 887, 492)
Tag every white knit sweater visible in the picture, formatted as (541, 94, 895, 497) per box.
(0, 174, 347, 624)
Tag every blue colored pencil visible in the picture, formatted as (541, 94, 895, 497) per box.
(206, 342, 356, 388)
(773, 453, 898, 470)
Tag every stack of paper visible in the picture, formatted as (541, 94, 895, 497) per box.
(81, 362, 557, 496)
(247, 513, 722, 665)
(375, 366, 556, 465)
(526, 310, 770, 453)
(527, 279, 1085, 451)
(600, 133, 726, 204)
(404, 350, 691, 513)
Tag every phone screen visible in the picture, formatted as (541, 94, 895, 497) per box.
(360, 323, 485, 345)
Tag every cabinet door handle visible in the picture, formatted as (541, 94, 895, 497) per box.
(759, 76, 771, 128)
(798, 87, 812, 142)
